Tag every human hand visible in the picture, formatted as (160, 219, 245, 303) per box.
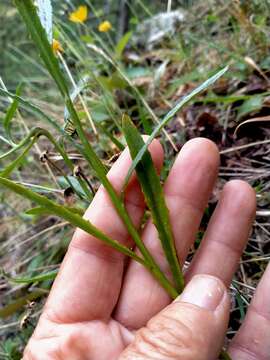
(24, 138, 268, 360)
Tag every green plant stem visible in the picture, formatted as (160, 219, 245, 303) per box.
(0, 176, 143, 263)
(0, 136, 37, 178)
(67, 103, 178, 297)
(0, 127, 92, 200)
(0, 176, 177, 298)
(123, 114, 184, 292)
(13, 0, 178, 298)
(86, 43, 177, 150)
(122, 66, 229, 191)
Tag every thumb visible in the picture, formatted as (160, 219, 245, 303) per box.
(120, 275, 230, 360)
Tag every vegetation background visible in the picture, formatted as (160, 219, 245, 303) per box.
(1, 0, 270, 358)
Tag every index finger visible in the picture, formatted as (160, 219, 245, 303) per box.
(40, 139, 163, 324)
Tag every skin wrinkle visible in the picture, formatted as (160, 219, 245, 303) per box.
(123, 303, 212, 360)
(97, 185, 144, 209)
(249, 305, 270, 323)
(205, 236, 242, 259)
(24, 139, 260, 360)
(149, 315, 193, 348)
(69, 242, 125, 264)
(134, 327, 180, 359)
(165, 192, 210, 215)
(229, 343, 269, 360)
(27, 319, 128, 360)
(141, 201, 202, 271)
(43, 261, 123, 324)
(114, 272, 171, 331)
(109, 319, 134, 348)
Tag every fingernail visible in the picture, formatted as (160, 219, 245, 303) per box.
(177, 275, 226, 311)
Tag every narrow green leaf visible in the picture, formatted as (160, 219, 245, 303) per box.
(14, 0, 68, 97)
(25, 206, 50, 216)
(3, 83, 22, 143)
(0, 135, 36, 177)
(0, 127, 90, 200)
(0, 290, 46, 318)
(122, 114, 184, 292)
(36, 0, 53, 43)
(0, 87, 63, 134)
(115, 31, 133, 59)
(0, 176, 144, 265)
(0, 127, 41, 160)
(98, 123, 125, 151)
(0, 127, 71, 169)
(0, 135, 12, 146)
(26, 206, 84, 217)
(123, 66, 229, 190)
(237, 95, 264, 120)
(14, 0, 178, 298)
(5, 269, 58, 284)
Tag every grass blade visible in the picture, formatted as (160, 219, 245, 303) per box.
(123, 66, 229, 190)
(13, 0, 179, 298)
(0, 136, 37, 178)
(0, 176, 145, 265)
(0, 290, 46, 319)
(0, 127, 41, 160)
(123, 114, 184, 292)
(3, 83, 22, 144)
(0, 87, 63, 134)
(3, 269, 58, 285)
(13, 0, 68, 98)
(36, 0, 53, 43)
(0, 175, 177, 298)
(115, 31, 132, 59)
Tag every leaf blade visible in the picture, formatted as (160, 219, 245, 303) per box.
(3, 83, 22, 143)
(123, 66, 229, 190)
(122, 114, 184, 292)
(36, 0, 53, 43)
(0, 176, 144, 264)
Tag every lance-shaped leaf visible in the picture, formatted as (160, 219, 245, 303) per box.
(123, 66, 229, 191)
(3, 83, 22, 144)
(36, 0, 53, 43)
(0, 135, 37, 178)
(0, 176, 144, 265)
(3, 269, 58, 285)
(0, 175, 178, 298)
(122, 114, 184, 292)
(0, 87, 63, 133)
(13, 0, 68, 97)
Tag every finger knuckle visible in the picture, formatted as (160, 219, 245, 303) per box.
(124, 307, 205, 359)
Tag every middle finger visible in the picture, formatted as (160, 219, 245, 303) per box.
(114, 138, 219, 329)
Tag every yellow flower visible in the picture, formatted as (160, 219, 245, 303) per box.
(98, 20, 112, 32)
(52, 39, 63, 55)
(69, 5, 88, 23)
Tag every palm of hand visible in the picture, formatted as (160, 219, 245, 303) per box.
(24, 139, 270, 360)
